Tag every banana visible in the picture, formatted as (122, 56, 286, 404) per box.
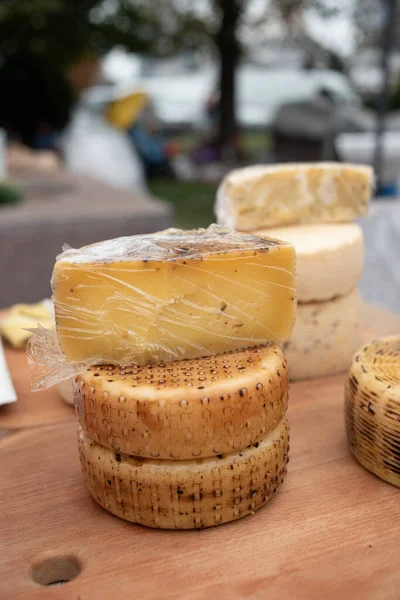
(78, 418, 289, 529)
(74, 344, 288, 460)
(345, 335, 400, 487)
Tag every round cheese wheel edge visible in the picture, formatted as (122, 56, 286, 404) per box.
(75, 344, 288, 459)
(256, 223, 364, 302)
(78, 418, 289, 529)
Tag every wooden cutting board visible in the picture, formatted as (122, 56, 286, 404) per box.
(1, 352, 400, 598)
(1, 304, 400, 599)
(0, 345, 74, 429)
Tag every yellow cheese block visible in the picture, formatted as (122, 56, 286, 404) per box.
(258, 224, 364, 302)
(284, 289, 362, 380)
(345, 336, 400, 488)
(52, 225, 296, 366)
(0, 300, 54, 349)
(216, 162, 373, 230)
(78, 418, 289, 529)
(75, 344, 288, 459)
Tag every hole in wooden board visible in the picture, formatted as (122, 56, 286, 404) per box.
(31, 555, 81, 587)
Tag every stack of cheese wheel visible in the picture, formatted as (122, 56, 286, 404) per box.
(216, 162, 374, 380)
(50, 226, 297, 529)
(259, 224, 364, 380)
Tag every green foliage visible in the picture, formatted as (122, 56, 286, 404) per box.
(0, 181, 23, 205)
(0, 1, 142, 68)
(389, 77, 400, 110)
(0, 0, 212, 69)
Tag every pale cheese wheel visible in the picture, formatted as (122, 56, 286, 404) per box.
(78, 418, 289, 529)
(56, 380, 74, 406)
(216, 162, 373, 230)
(257, 224, 364, 302)
(345, 336, 400, 488)
(284, 289, 362, 380)
(75, 345, 288, 459)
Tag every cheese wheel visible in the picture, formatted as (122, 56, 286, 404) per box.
(345, 336, 400, 488)
(78, 418, 289, 529)
(257, 224, 364, 302)
(52, 225, 296, 366)
(216, 162, 373, 230)
(57, 380, 74, 406)
(75, 345, 288, 459)
(284, 289, 362, 380)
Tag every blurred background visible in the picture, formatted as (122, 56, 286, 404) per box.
(1, 0, 400, 311)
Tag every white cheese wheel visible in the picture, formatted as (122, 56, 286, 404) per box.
(258, 224, 364, 302)
(284, 289, 363, 380)
(216, 162, 373, 230)
(345, 336, 400, 488)
(56, 380, 74, 406)
(75, 345, 288, 459)
(78, 418, 289, 529)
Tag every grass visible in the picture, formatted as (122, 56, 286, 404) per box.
(148, 179, 218, 229)
(149, 129, 270, 229)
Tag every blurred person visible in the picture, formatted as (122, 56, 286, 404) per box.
(106, 91, 177, 179)
(192, 88, 246, 166)
(0, 51, 101, 150)
(66, 56, 102, 96)
(0, 52, 74, 150)
(60, 87, 147, 192)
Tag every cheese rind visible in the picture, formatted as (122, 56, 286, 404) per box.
(78, 418, 289, 529)
(284, 289, 362, 380)
(52, 226, 296, 366)
(75, 345, 288, 459)
(258, 224, 364, 302)
(345, 336, 400, 488)
(216, 163, 373, 230)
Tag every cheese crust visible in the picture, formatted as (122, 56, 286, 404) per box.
(75, 344, 288, 459)
(345, 336, 400, 488)
(78, 418, 289, 529)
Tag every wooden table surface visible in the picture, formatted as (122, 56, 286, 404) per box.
(1, 304, 400, 599)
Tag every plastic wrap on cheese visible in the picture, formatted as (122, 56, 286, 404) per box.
(27, 225, 297, 390)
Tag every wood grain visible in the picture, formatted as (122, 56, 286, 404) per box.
(1, 374, 400, 600)
(1, 304, 400, 599)
(0, 308, 74, 430)
(0, 345, 74, 430)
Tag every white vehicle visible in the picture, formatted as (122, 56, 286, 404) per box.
(112, 64, 360, 129)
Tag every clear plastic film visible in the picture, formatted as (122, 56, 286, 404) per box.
(28, 224, 297, 391)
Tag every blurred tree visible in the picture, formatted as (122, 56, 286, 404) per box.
(0, 0, 211, 145)
(213, 0, 242, 159)
(1, 0, 383, 153)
